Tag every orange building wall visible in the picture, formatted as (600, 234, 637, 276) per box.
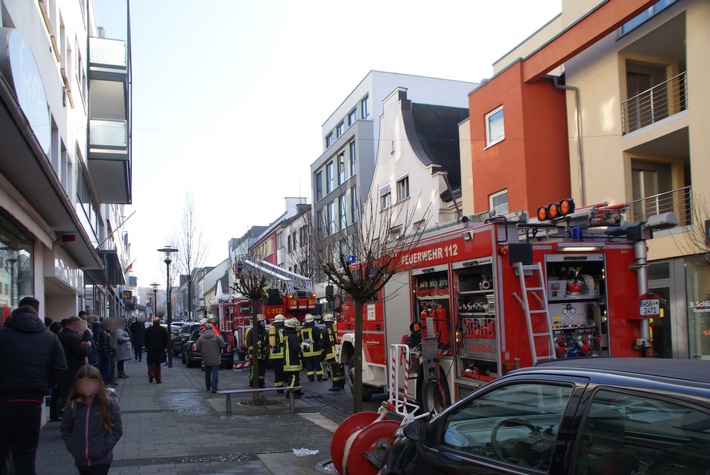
(468, 61, 570, 214)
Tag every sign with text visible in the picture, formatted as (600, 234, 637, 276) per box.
(639, 293, 661, 318)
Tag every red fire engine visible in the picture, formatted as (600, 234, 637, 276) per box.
(213, 259, 317, 358)
(336, 200, 676, 413)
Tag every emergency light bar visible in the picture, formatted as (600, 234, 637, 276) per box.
(537, 198, 575, 221)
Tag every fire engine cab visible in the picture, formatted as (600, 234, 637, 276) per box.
(336, 200, 676, 413)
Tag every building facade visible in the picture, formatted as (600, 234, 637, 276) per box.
(0, 0, 132, 321)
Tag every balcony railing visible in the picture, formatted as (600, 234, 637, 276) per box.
(625, 186, 692, 227)
(89, 37, 126, 69)
(621, 72, 687, 135)
(90, 119, 127, 149)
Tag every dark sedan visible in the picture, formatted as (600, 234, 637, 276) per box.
(181, 328, 233, 369)
(171, 322, 200, 356)
(381, 358, 710, 475)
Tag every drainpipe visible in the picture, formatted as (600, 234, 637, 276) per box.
(554, 78, 585, 206)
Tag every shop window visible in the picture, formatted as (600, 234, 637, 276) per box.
(0, 213, 35, 310)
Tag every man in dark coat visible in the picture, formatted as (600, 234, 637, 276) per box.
(0, 297, 67, 474)
(54, 316, 91, 419)
(144, 318, 168, 384)
(130, 317, 146, 362)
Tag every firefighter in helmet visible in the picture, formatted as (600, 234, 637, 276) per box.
(283, 318, 304, 398)
(323, 313, 345, 391)
(245, 314, 268, 388)
(268, 314, 286, 393)
(300, 313, 324, 382)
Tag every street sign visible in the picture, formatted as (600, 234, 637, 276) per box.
(639, 293, 660, 318)
(122, 290, 132, 302)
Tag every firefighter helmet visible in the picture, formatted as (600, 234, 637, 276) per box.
(304, 314, 315, 323)
(273, 314, 286, 323)
(323, 313, 334, 322)
(199, 318, 208, 325)
(256, 314, 265, 322)
(284, 318, 298, 328)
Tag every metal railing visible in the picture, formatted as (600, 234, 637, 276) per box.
(625, 186, 692, 227)
(621, 72, 687, 134)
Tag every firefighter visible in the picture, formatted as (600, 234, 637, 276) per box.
(300, 313, 324, 382)
(268, 314, 286, 393)
(283, 318, 304, 398)
(323, 313, 345, 391)
(244, 314, 268, 388)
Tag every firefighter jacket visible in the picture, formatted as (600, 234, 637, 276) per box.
(244, 326, 267, 360)
(300, 322, 322, 358)
(268, 323, 285, 360)
(283, 327, 303, 372)
(323, 322, 338, 360)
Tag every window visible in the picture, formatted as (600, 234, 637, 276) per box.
(489, 190, 508, 215)
(315, 170, 323, 201)
(328, 201, 337, 235)
(381, 192, 392, 211)
(620, 0, 676, 35)
(348, 109, 357, 126)
(300, 261, 307, 275)
(316, 209, 324, 238)
(338, 152, 346, 185)
(286, 234, 292, 252)
(326, 161, 334, 194)
(349, 141, 356, 177)
(326, 133, 334, 148)
(276, 231, 284, 249)
(299, 226, 307, 247)
(441, 382, 573, 472)
(291, 233, 297, 251)
(576, 389, 710, 474)
(361, 95, 369, 119)
(485, 106, 504, 147)
(396, 176, 409, 202)
(350, 186, 358, 224)
(336, 122, 345, 137)
(339, 195, 347, 229)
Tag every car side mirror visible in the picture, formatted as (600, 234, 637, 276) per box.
(402, 419, 429, 442)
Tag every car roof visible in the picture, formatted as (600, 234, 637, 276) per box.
(527, 357, 710, 386)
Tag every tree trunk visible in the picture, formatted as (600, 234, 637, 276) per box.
(187, 280, 193, 321)
(353, 298, 364, 413)
(250, 300, 260, 403)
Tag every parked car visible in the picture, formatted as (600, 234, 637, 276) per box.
(171, 322, 200, 357)
(381, 358, 710, 475)
(182, 327, 233, 369)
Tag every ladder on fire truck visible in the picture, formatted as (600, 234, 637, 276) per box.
(241, 259, 313, 295)
(512, 262, 556, 365)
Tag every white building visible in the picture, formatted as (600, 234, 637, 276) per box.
(0, 0, 132, 320)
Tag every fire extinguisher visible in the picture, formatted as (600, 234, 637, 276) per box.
(420, 306, 430, 337)
(435, 305, 448, 344)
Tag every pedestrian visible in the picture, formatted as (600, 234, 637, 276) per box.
(115, 319, 133, 378)
(130, 317, 145, 362)
(81, 318, 100, 368)
(53, 316, 92, 421)
(268, 314, 286, 393)
(207, 315, 222, 338)
(323, 313, 345, 391)
(244, 314, 268, 388)
(92, 317, 113, 387)
(49, 321, 63, 335)
(0, 297, 67, 474)
(60, 365, 122, 475)
(283, 318, 304, 398)
(105, 320, 119, 386)
(144, 318, 168, 384)
(300, 314, 324, 382)
(196, 323, 225, 393)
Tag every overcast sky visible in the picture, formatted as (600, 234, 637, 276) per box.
(95, 0, 561, 293)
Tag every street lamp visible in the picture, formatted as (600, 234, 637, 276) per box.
(157, 246, 178, 367)
(150, 282, 159, 320)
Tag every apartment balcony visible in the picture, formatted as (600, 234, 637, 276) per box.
(626, 186, 692, 227)
(621, 72, 687, 135)
(88, 36, 131, 204)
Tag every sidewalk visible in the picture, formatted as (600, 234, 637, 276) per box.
(36, 358, 354, 474)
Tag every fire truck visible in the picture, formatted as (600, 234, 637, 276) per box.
(213, 259, 317, 358)
(336, 200, 677, 413)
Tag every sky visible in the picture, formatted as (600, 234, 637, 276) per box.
(94, 0, 562, 291)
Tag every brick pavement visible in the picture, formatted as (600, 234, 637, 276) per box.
(34, 358, 367, 474)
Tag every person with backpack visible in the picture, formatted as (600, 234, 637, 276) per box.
(60, 365, 122, 475)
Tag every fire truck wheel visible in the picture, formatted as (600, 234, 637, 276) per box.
(331, 411, 380, 475)
(348, 355, 373, 402)
(417, 371, 451, 415)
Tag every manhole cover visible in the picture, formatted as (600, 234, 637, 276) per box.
(314, 459, 337, 474)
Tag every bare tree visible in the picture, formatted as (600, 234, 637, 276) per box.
(312, 196, 427, 413)
(174, 194, 208, 321)
(231, 256, 268, 402)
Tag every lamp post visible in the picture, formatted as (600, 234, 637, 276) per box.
(150, 282, 159, 320)
(157, 246, 178, 367)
